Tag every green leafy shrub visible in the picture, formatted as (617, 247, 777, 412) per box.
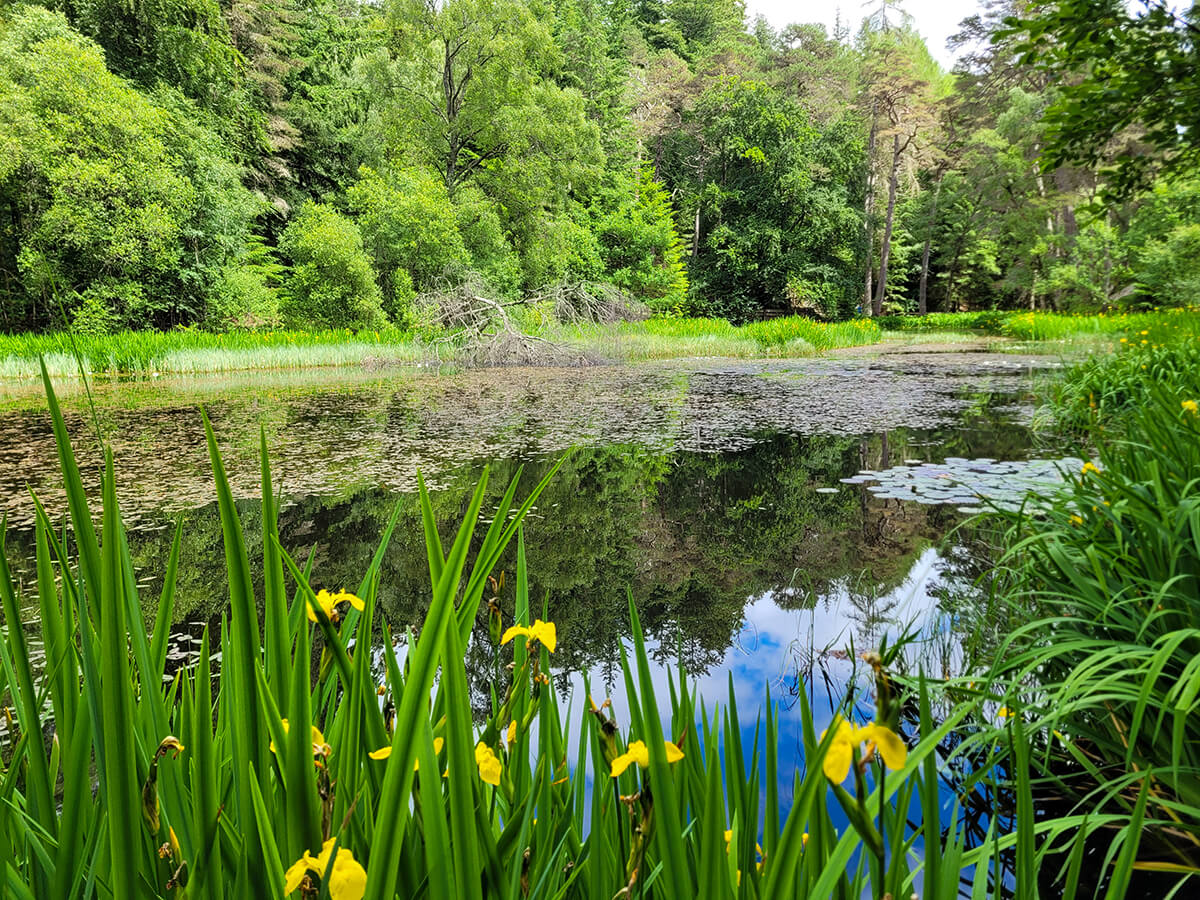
(452, 186, 523, 298)
(0, 7, 254, 330)
(1134, 223, 1200, 307)
(279, 202, 387, 330)
(595, 165, 689, 312)
(347, 166, 469, 320)
(207, 236, 283, 329)
(70, 282, 129, 334)
(519, 214, 604, 289)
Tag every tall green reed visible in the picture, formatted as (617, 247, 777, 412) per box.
(977, 384, 1200, 895)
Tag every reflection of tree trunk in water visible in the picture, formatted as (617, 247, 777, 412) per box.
(859, 438, 871, 542)
(873, 133, 903, 317)
(862, 101, 878, 315)
(918, 174, 943, 315)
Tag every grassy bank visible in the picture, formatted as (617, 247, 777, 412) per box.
(0, 327, 427, 378)
(5, 309, 1196, 379)
(879, 307, 1200, 342)
(963, 319, 1200, 892)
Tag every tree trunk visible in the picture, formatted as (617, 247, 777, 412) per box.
(917, 173, 942, 315)
(873, 133, 902, 317)
(861, 101, 878, 316)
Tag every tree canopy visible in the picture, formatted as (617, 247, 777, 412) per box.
(3, 0, 1200, 332)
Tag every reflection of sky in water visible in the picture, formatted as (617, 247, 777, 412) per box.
(556, 546, 967, 838)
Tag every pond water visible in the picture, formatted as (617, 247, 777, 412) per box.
(1, 350, 1063, 831)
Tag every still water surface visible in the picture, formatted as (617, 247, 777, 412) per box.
(1, 351, 1059, 822)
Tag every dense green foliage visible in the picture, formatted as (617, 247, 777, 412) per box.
(4, 0, 1200, 334)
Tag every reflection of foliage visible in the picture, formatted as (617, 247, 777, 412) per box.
(7, 419, 1036, 701)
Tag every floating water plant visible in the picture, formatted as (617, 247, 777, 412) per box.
(840, 456, 1086, 513)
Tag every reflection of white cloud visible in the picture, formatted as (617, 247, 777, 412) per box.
(557, 547, 962, 771)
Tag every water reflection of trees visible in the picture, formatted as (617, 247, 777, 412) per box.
(5, 416, 1034, 700)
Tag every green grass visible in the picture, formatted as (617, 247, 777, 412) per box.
(0, 369, 1067, 899)
(0, 327, 426, 378)
(1040, 310, 1200, 431)
(560, 315, 883, 360)
(878, 307, 1200, 345)
(1, 316, 886, 377)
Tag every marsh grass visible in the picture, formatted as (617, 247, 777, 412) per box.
(0, 328, 426, 378)
(559, 315, 883, 360)
(879, 308, 1200, 346)
(1, 316, 886, 377)
(0, 366, 1081, 899)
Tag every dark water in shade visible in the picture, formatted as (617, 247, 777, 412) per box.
(0, 351, 1062, 867)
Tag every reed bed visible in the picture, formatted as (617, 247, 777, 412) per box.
(0, 366, 1071, 899)
(0, 328, 424, 378)
(0, 315, 890, 378)
(561, 315, 882, 359)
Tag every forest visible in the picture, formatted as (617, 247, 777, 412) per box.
(2, 0, 1198, 336)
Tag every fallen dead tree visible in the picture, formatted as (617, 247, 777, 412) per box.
(527, 281, 650, 326)
(415, 272, 599, 367)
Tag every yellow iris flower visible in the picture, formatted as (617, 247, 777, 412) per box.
(1081, 461, 1100, 476)
(609, 739, 684, 777)
(500, 619, 557, 653)
(284, 838, 366, 900)
(307, 589, 364, 624)
(820, 718, 907, 783)
(1183, 400, 1198, 415)
(369, 737, 443, 770)
(507, 720, 518, 747)
(270, 720, 329, 757)
(476, 742, 502, 786)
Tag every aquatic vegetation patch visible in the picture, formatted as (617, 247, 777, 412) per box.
(841, 456, 1085, 513)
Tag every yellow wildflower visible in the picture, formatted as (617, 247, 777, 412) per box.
(507, 720, 518, 747)
(820, 717, 907, 783)
(307, 589, 364, 624)
(1069, 514, 1083, 526)
(476, 742, 502, 786)
(610, 739, 684, 777)
(1183, 400, 1198, 415)
(997, 706, 1014, 720)
(284, 838, 367, 900)
(500, 619, 557, 653)
(1081, 461, 1100, 476)
(369, 737, 443, 769)
(270, 720, 330, 757)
